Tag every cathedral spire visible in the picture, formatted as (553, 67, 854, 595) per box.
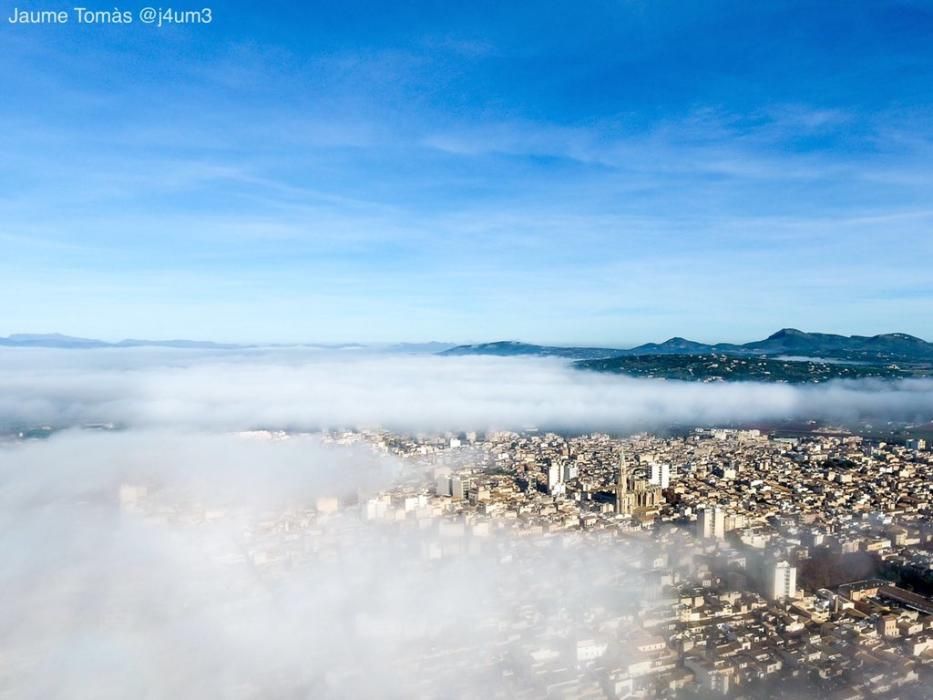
(617, 448, 628, 494)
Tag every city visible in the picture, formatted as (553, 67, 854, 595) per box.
(4, 1, 933, 697)
(53, 424, 930, 698)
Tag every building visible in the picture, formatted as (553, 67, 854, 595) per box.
(547, 463, 564, 495)
(770, 561, 797, 600)
(648, 462, 671, 488)
(698, 506, 726, 540)
(615, 451, 634, 515)
(615, 450, 663, 516)
(713, 464, 737, 480)
(435, 475, 451, 497)
(563, 462, 579, 482)
(315, 496, 339, 514)
(876, 614, 898, 638)
(451, 476, 467, 501)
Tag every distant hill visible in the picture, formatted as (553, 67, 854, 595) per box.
(441, 329, 933, 364)
(0, 334, 242, 350)
(0, 334, 456, 353)
(574, 353, 924, 384)
(116, 338, 244, 349)
(0, 333, 111, 348)
(742, 329, 933, 362)
(440, 340, 624, 360)
(626, 336, 722, 354)
(5, 329, 932, 364)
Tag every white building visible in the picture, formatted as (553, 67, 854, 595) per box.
(435, 475, 451, 497)
(362, 497, 389, 520)
(648, 462, 671, 488)
(575, 639, 608, 663)
(770, 560, 797, 600)
(451, 476, 467, 501)
(563, 462, 579, 482)
(698, 506, 726, 540)
(547, 463, 565, 496)
(315, 496, 339, 514)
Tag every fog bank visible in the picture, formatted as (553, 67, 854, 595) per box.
(1, 349, 931, 432)
(0, 431, 651, 698)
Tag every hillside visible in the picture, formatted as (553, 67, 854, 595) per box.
(441, 329, 933, 364)
(574, 353, 922, 383)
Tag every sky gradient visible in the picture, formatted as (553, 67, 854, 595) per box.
(2, 0, 932, 344)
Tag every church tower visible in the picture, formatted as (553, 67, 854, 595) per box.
(615, 449, 633, 515)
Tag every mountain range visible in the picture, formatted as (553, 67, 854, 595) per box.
(4, 329, 933, 365)
(0, 333, 243, 350)
(442, 329, 933, 364)
(0, 334, 454, 353)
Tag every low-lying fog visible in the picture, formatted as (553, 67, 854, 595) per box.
(1, 431, 654, 698)
(1, 347, 931, 433)
(1, 348, 931, 697)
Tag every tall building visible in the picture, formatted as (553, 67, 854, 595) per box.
(547, 462, 565, 496)
(724, 512, 747, 532)
(451, 476, 468, 501)
(648, 462, 671, 488)
(769, 560, 797, 600)
(435, 475, 451, 497)
(698, 506, 725, 540)
(563, 462, 579, 482)
(615, 450, 634, 515)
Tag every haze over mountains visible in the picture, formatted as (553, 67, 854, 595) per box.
(443, 329, 933, 364)
(4, 328, 933, 384)
(5, 329, 932, 362)
(0, 334, 453, 353)
(0, 333, 243, 350)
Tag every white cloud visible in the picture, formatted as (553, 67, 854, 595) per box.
(0, 348, 931, 433)
(0, 430, 650, 698)
(1, 351, 930, 697)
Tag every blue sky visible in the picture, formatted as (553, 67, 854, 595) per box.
(2, 0, 933, 344)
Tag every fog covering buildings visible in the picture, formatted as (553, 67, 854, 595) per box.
(1, 345, 933, 698)
(3, 422, 933, 699)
